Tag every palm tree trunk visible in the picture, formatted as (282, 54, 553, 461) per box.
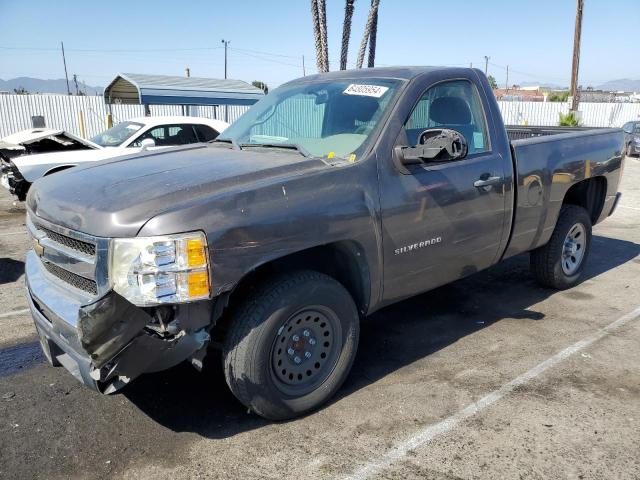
(311, 0, 324, 72)
(318, 0, 329, 72)
(340, 0, 355, 70)
(367, 0, 379, 68)
(356, 0, 380, 69)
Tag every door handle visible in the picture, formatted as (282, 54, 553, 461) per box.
(474, 176, 502, 188)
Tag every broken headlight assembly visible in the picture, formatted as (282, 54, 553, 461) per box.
(109, 231, 210, 306)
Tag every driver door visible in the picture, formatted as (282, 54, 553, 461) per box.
(380, 79, 507, 301)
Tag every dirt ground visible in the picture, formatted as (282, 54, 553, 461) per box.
(0, 157, 639, 480)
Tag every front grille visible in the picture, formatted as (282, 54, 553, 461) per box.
(38, 225, 96, 257)
(43, 261, 98, 295)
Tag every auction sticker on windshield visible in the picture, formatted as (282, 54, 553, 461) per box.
(343, 84, 389, 98)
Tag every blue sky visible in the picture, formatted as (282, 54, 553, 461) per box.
(0, 0, 637, 89)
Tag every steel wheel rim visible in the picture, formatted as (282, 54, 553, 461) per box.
(562, 222, 586, 275)
(270, 305, 342, 396)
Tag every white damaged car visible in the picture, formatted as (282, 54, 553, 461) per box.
(0, 116, 228, 201)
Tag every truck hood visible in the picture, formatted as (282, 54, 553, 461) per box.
(27, 144, 327, 237)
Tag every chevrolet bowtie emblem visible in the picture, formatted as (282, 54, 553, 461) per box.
(33, 238, 44, 257)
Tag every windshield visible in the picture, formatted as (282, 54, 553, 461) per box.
(90, 121, 144, 147)
(219, 78, 402, 159)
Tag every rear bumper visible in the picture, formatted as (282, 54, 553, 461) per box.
(25, 250, 210, 394)
(609, 192, 622, 216)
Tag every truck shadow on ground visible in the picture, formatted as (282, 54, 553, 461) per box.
(124, 234, 639, 438)
(0, 257, 25, 285)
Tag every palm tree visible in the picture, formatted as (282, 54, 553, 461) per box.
(340, 0, 355, 70)
(356, 0, 380, 69)
(311, 0, 329, 73)
(318, 0, 329, 72)
(367, 0, 379, 68)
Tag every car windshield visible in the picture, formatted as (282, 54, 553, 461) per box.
(219, 78, 402, 159)
(90, 121, 144, 147)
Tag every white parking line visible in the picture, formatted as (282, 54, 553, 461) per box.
(343, 305, 640, 480)
(0, 230, 26, 237)
(619, 205, 640, 211)
(0, 308, 30, 319)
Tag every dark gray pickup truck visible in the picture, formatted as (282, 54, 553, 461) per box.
(24, 67, 624, 420)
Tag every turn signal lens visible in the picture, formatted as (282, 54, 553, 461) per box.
(186, 238, 207, 267)
(188, 271, 209, 298)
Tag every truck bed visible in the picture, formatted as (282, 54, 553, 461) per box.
(503, 127, 623, 259)
(506, 125, 599, 141)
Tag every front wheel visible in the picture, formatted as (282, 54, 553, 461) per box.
(530, 205, 592, 289)
(223, 270, 359, 420)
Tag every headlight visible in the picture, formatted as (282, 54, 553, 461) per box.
(109, 231, 210, 306)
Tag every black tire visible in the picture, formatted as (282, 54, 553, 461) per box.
(530, 205, 592, 289)
(222, 270, 359, 420)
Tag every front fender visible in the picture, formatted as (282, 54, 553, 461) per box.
(14, 155, 76, 182)
(138, 159, 383, 309)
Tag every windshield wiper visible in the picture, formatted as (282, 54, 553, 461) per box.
(239, 142, 314, 158)
(212, 137, 242, 150)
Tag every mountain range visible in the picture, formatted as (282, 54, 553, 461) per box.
(519, 79, 640, 92)
(0, 77, 103, 95)
(2, 77, 640, 95)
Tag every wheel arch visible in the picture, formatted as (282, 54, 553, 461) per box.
(43, 164, 77, 176)
(561, 175, 607, 224)
(211, 240, 372, 342)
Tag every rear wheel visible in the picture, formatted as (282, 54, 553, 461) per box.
(223, 270, 359, 420)
(530, 205, 592, 289)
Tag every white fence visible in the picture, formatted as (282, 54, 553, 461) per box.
(0, 95, 248, 139)
(1, 95, 640, 139)
(498, 101, 640, 128)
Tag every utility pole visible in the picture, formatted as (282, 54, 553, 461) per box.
(220, 39, 230, 123)
(72, 74, 79, 95)
(484, 56, 490, 76)
(570, 0, 584, 112)
(221, 39, 230, 79)
(506, 65, 509, 91)
(61, 41, 71, 95)
(302, 55, 306, 76)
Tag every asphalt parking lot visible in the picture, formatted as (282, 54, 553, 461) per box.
(1, 158, 639, 480)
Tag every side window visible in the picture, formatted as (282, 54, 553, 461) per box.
(131, 125, 199, 147)
(165, 125, 198, 145)
(130, 126, 167, 147)
(404, 80, 489, 155)
(194, 124, 220, 142)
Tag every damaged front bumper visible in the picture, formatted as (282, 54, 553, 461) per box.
(25, 250, 211, 394)
(0, 159, 29, 201)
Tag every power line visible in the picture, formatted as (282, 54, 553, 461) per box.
(489, 61, 569, 84)
(229, 46, 301, 59)
(0, 45, 224, 53)
(229, 48, 303, 69)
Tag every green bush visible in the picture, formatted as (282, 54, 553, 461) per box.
(559, 111, 581, 127)
(547, 91, 570, 102)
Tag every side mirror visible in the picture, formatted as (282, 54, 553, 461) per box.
(397, 128, 468, 166)
(140, 138, 156, 150)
